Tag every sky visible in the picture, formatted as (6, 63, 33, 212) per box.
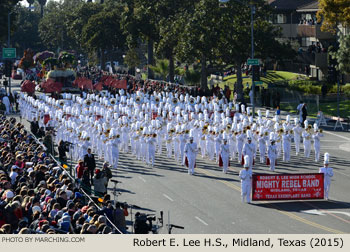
(20, 0, 61, 7)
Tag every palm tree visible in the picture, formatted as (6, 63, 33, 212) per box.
(149, 59, 169, 81)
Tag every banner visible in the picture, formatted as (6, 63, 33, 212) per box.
(252, 173, 324, 201)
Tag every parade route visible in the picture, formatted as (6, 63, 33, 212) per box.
(10, 79, 350, 234)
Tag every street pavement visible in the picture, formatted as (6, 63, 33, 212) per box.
(7, 78, 350, 234)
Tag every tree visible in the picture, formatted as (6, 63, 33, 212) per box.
(124, 47, 141, 71)
(66, 1, 103, 50)
(12, 5, 43, 55)
(153, 0, 196, 82)
(81, 8, 126, 68)
(317, 0, 350, 33)
(216, 0, 286, 101)
(176, 0, 222, 91)
(121, 0, 160, 79)
(330, 33, 350, 75)
(38, 0, 81, 52)
(0, 0, 20, 43)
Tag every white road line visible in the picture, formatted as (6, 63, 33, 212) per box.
(138, 176, 146, 183)
(163, 193, 174, 202)
(324, 131, 350, 141)
(195, 216, 209, 226)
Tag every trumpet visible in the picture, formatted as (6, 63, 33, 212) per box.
(140, 126, 144, 131)
(170, 129, 175, 133)
(279, 128, 284, 134)
(85, 99, 92, 106)
(153, 133, 157, 138)
(246, 125, 251, 130)
(234, 132, 238, 135)
(319, 129, 323, 133)
(227, 125, 231, 129)
(135, 96, 141, 104)
(110, 98, 116, 105)
(189, 97, 196, 105)
(307, 125, 312, 130)
(256, 131, 259, 135)
(172, 97, 178, 106)
(290, 130, 294, 134)
(116, 134, 120, 138)
(59, 100, 65, 107)
(185, 129, 190, 134)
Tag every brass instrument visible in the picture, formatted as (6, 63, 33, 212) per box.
(140, 126, 144, 131)
(279, 128, 284, 134)
(86, 137, 90, 141)
(116, 134, 120, 138)
(308, 125, 312, 130)
(319, 129, 323, 133)
(256, 131, 259, 135)
(110, 98, 116, 105)
(189, 97, 196, 105)
(290, 130, 294, 134)
(172, 97, 178, 106)
(243, 129, 247, 134)
(59, 100, 65, 107)
(170, 129, 175, 133)
(185, 129, 190, 134)
(153, 133, 157, 138)
(135, 96, 141, 104)
(227, 125, 231, 129)
(234, 132, 238, 136)
(85, 99, 92, 106)
(246, 125, 251, 130)
(264, 132, 268, 136)
(203, 124, 208, 130)
(220, 129, 224, 134)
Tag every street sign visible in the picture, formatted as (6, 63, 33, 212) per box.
(2, 48, 16, 59)
(247, 58, 259, 65)
(254, 81, 263, 85)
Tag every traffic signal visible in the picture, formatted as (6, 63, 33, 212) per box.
(327, 66, 337, 83)
(4, 60, 12, 78)
(252, 65, 260, 81)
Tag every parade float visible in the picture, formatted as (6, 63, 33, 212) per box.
(16, 48, 37, 80)
(39, 51, 78, 93)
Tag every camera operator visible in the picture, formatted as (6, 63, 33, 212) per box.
(134, 212, 156, 234)
(58, 140, 69, 165)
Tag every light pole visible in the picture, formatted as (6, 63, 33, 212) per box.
(219, 0, 256, 116)
(7, 11, 13, 94)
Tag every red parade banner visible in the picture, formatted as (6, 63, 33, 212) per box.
(252, 173, 324, 201)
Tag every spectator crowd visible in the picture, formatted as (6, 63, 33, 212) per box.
(0, 116, 127, 234)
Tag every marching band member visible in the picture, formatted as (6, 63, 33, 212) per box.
(302, 120, 312, 158)
(219, 137, 230, 173)
(292, 118, 303, 156)
(184, 136, 198, 175)
(282, 126, 293, 162)
(267, 134, 277, 171)
(147, 130, 157, 167)
(257, 127, 268, 163)
(242, 131, 255, 171)
(319, 153, 333, 200)
(239, 155, 252, 203)
(312, 123, 324, 162)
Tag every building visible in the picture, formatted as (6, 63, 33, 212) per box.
(268, 0, 336, 81)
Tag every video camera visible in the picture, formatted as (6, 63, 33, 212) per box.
(134, 212, 157, 234)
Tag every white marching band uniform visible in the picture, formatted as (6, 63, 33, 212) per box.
(319, 152, 333, 200)
(239, 155, 252, 203)
(18, 89, 327, 198)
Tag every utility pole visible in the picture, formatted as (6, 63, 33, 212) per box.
(8, 11, 12, 94)
(251, 4, 255, 117)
